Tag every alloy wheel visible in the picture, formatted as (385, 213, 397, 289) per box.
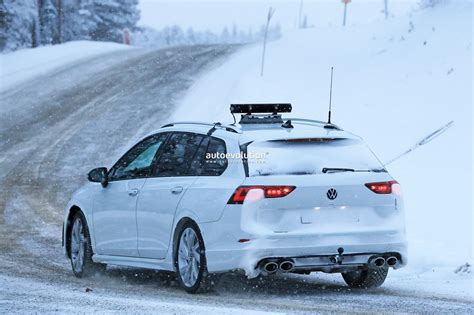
(71, 218, 85, 274)
(178, 227, 201, 287)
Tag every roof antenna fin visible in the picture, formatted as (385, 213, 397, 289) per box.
(327, 66, 334, 125)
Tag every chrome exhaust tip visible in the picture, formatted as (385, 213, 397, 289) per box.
(369, 256, 386, 268)
(279, 260, 294, 272)
(386, 256, 398, 267)
(263, 261, 278, 274)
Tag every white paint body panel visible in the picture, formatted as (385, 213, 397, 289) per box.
(136, 176, 197, 259)
(92, 179, 146, 257)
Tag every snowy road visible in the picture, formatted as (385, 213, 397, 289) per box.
(0, 45, 471, 314)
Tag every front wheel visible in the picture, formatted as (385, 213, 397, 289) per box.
(174, 221, 216, 293)
(342, 267, 388, 288)
(69, 212, 105, 277)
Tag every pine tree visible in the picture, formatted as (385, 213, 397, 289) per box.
(0, 1, 8, 50)
(221, 27, 230, 43)
(186, 27, 196, 45)
(231, 24, 237, 43)
(62, 0, 97, 41)
(0, 0, 39, 51)
(170, 25, 184, 45)
(39, 0, 59, 45)
(92, 0, 139, 42)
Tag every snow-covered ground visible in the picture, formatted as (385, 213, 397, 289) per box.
(173, 1, 473, 298)
(0, 40, 131, 92)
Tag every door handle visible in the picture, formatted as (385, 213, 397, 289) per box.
(171, 186, 184, 194)
(128, 188, 139, 196)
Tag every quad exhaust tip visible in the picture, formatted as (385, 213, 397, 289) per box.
(261, 259, 295, 274)
(386, 256, 398, 267)
(263, 261, 278, 274)
(279, 260, 294, 272)
(369, 256, 386, 268)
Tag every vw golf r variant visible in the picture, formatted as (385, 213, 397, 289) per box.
(63, 104, 407, 293)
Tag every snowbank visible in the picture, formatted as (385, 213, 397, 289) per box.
(0, 41, 131, 92)
(173, 1, 472, 271)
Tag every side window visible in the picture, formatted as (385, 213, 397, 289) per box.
(189, 137, 227, 176)
(109, 134, 167, 181)
(155, 132, 204, 177)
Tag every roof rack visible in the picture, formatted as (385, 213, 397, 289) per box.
(161, 121, 241, 134)
(286, 118, 343, 130)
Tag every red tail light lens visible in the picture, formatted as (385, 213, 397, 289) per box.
(365, 181, 399, 194)
(228, 186, 296, 204)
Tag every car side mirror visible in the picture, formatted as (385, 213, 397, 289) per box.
(88, 167, 108, 188)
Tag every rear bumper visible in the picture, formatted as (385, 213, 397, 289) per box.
(201, 193, 407, 274)
(203, 230, 407, 274)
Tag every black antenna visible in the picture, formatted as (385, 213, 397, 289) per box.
(327, 67, 334, 124)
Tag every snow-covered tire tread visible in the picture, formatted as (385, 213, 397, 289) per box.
(342, 267, 388, 289)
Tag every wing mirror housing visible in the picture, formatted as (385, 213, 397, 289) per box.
(88, 167, 108, 188)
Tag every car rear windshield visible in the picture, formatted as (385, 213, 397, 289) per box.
(246, 138, 383, 176)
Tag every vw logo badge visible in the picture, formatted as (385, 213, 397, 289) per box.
(327, 188, 338, 200)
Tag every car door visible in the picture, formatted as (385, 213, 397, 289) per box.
(92, 133, 168, 257)
(136, 132, 204, 259)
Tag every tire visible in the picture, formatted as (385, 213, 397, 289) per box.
(342, 267, 388, 289)
(69, 212, 106, 277)
(174, 220, 217, 293)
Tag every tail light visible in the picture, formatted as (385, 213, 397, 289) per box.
(365, 181, 400, 194)
(228, 185, 296, 204)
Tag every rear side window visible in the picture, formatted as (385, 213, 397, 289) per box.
(202, 138, 227, 176)
(154, 132, 204, 177)
(246, 138, 383, 176)
(189, 137, 228, 176)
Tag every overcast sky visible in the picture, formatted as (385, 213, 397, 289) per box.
(138, 0, 417, 32)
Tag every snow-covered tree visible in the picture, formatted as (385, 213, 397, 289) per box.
(170, 25, 184, 45)
(231, 24, 238, 42)
(0, 0, 39, 52)
(220, 27, 230, 43)
(92, 0, 140, 42)
(132, 23, 281, 50)
(39, 0, 59, 45)
(186, 27, 196, 45)
(62, 0, 97, 41)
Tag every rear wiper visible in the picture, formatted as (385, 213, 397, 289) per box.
(322, 168, 355, 173)
(322, 167, 387, 174)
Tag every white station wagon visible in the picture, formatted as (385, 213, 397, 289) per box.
(63, 104, 407, 293)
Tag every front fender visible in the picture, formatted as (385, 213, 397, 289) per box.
(63, 183, 98, 257)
